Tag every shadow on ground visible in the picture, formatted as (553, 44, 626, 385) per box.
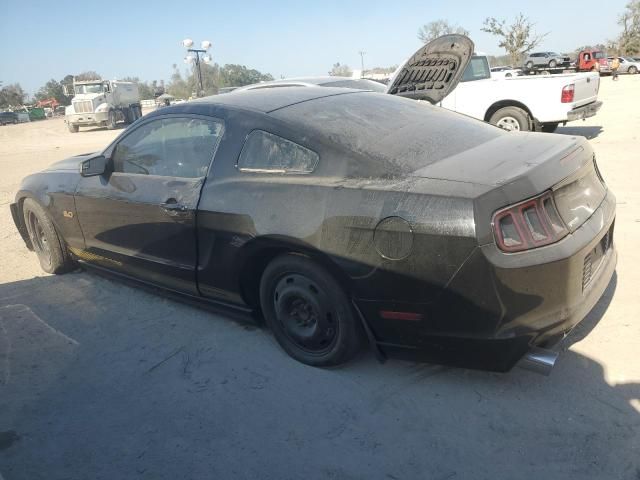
(0, 270, 637, 479)
(556, 125, 604, 139)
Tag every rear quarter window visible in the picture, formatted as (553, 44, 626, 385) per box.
(237, 130, 319, 174)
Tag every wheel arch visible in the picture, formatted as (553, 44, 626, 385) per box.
(236, 235, 353, 313)
(484, 100, 535, 124)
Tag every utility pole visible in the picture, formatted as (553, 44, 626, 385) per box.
(181, 39, 212, 97)
(358, 51, 366, 78)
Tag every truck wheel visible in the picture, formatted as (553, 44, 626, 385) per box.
(540, 123, 559, 133)
(22, 198, 75, 274)
(259, 253, 364, 367)
(629, 66, 638, 74)
(106, 110, 117, 130)
(490, 107, 531, 132)
(67, 123, 79, 133)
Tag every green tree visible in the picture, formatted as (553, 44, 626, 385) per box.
(417, 20, 469, 43)
(0, 83, 26, 108)
(219, 64, 273, 87)
(482, 14, 548, 66)
(329, 62, 352, 77)
(35, 79, 68, 105)
(618, 0, 640, 54)
(75, 71, 102, 81)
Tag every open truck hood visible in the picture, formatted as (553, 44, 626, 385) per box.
(386, 34, 474, 104)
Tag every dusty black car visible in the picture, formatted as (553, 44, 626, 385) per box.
(10, 36, 616, 373)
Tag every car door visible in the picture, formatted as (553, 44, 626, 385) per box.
(74, 114, 224, 294)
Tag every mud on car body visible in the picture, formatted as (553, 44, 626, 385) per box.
(10, 36, 616, 372)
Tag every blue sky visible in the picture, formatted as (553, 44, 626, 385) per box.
(2, 0, 627, 95)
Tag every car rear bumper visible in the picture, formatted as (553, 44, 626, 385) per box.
(567, 101, 603, 121)
(357, 189, 616, 372)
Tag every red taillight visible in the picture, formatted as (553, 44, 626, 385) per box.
(561, 84, 575, 103)
(492, 192, 569, 253)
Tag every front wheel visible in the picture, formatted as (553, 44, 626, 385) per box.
(489, 106, 531, 132)
(22, 198, 74, 274)
(106, 110, 117, 130)
(67, 123, 79, 133)
(259, 254, 363, 367)
(549, 59, 557, 68)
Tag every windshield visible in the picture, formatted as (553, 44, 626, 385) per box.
(461, 56, 491, 82)
(74, 84, 103, 94)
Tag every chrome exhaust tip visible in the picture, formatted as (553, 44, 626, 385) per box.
(519, 347, 559, 376)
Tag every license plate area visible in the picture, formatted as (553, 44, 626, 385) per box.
(582, 223, 614, 291)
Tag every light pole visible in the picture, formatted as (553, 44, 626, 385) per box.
(358, 50, 366, 78)
(182, 39, 212, 97)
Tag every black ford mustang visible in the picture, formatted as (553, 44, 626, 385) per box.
(10, 37, 616, 372)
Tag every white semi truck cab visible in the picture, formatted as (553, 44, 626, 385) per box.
(64, 80, 142, 133)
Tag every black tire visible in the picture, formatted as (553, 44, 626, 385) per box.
(259, 254, 363, 367)
(22, 198, 74, 274)
(629, 66, 638, 75)
(525, 61, 534, 70)
(106, 110, 117, 130)
(540, 123, 559, 133)
(133, 105, 142, 121)
(13, 118, 18, 125)
(489, 106, 531, 132)
(67, 123, 79, 133)
(549, 59, 557, 68)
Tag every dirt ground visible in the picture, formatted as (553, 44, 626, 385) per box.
(1, 80, 638, 479)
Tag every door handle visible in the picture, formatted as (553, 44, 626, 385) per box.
(161, 198, 190, 214)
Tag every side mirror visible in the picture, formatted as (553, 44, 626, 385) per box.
(80, 155, 108, 177)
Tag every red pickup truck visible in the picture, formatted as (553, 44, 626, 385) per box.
(576, 50, 611, 74)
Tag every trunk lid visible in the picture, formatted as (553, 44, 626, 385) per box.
(386, 34, 474, 104)
(569, 72, 600, 108)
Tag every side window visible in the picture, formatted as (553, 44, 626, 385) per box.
(237, 130, 319, 174)
(112, 117, 223, 178)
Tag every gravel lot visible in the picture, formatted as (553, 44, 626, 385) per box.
(1, 79, 639, 480)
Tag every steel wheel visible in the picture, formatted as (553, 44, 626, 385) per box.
(260, 254, 364, 366)
(26, 210, 52, 269)
(496, 116, 521, 131)
(273, 273, 338, 354)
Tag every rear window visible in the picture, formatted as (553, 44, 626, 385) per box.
(237, 130, 319, 174)
(270, 92, 502, 178)
(319, 79, 387, 92)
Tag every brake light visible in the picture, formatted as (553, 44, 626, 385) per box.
(561, 84, 575, 103)
(492, 192, 569, 252)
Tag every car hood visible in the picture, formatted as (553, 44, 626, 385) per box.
(411, 132, 585, 188)
(45, 152, 98, 172)
(386, 34, 474, 104)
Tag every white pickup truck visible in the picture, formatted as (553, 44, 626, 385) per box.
(440, 55, 602, 132)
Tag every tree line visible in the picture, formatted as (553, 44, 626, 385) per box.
(415, 0, 640, 67)
(1, 63, 274, 109)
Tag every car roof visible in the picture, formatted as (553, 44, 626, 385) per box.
(185, 86, 363, 114)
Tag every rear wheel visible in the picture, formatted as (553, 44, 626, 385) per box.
(22, 198, 74, 274)
(489, 106, 531, 132)
(106, 110, 117, 130)
(259, 254, 363, 367)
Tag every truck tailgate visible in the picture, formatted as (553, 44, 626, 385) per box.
(570, 72, 600, 107)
